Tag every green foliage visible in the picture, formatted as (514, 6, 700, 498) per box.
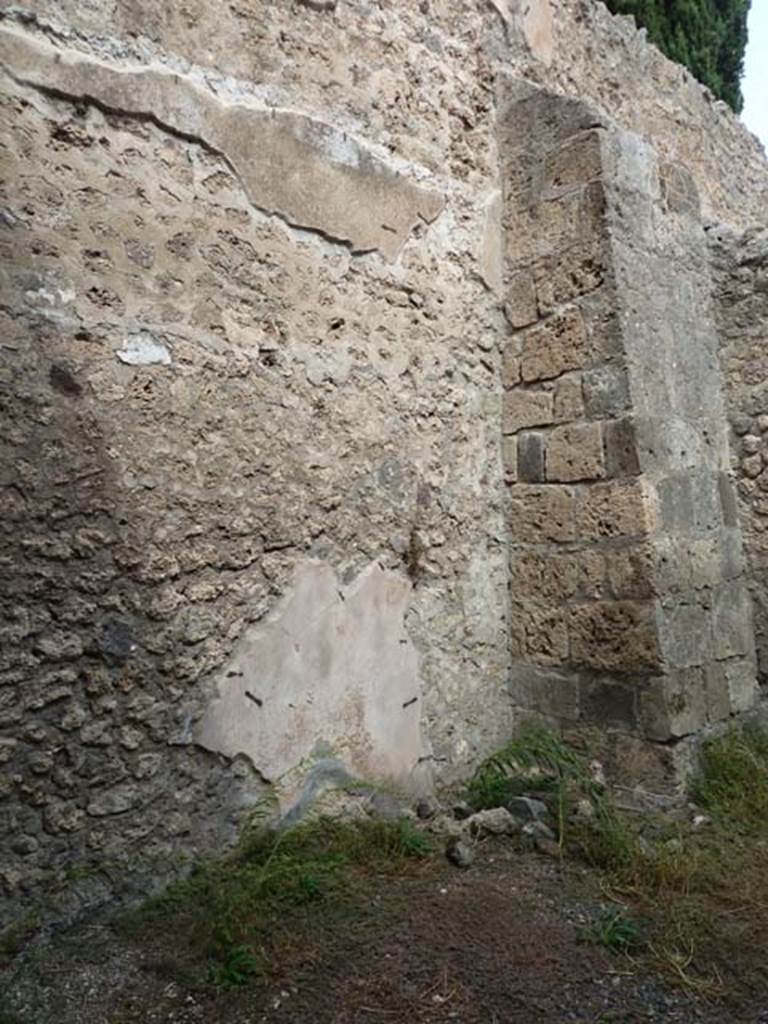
(0, 914, 40, 963)
(208, 944, 261, 988)
(469, 723, 768, 993)
(583, 907, 644, 953)
(466, 725, 600, 846)
(120, 816, 431, 988)
(467, 725, 590, 804)
(604, 0, 751, 111)
(576, 725, 768, 992)
(571, 799, 637, 871)
(691, 725, 768, 834)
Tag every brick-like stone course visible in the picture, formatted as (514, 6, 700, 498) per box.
(711, 228, 768, 683)
(501, 78, 760, 799)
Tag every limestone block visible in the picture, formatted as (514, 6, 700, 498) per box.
(505, 270, 538, 329)
(719, 528, 746, 580)
(553, 375, 584, 423)
(569, 600, 661, 671)
(517, 432, 544, 482)
(480, 189, 504, 295)
(689, 472, 726, 535)
(520, 307, 587, 383)
(702, 664, 733, 723)
(717, 472, 739, 527)
(655, 475, 696, 532)
(724, 658, 758, 713)
(546, 422, 605, 482)
(711, 581, 754, 660)
(657, 597, 712, 669)
(579, 678, 639, 732)
(509, 665, 580, 721)
(510, 601, 568, 665)
(576, 481, 653, 541)
(502, 389, 554, 434)
(688, 536, 726, 590)
(507, 484, 576, 543)
(0, 26, 443, 261)
(508, 551, 579, 603)
(639, 669, 708, 740)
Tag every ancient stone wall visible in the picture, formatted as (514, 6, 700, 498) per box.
(711, 229, 768, 684)
(0, 0, 766, 928)
(0, 5, 514, 926)
(499, 80, 757, 794)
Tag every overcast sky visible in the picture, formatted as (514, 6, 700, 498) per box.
(742, 2, 768, 150)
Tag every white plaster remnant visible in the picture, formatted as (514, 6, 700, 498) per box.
(0, 26, 444, 260)
(116, 331, 172, 366)
(520, 0, 555, 65)
(196, 560, 427, 789)
(480, 189, 503, 295)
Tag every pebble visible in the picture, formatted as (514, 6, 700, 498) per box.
(445, 838, 474, 868)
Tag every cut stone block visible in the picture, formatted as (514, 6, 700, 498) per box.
(502, 389, 554, 434)
(520, 306, 587, 383)
(507, 484, 576, 543)
(546, 422, 605, 482)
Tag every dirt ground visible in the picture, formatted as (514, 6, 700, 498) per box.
(4, 841, 766, 1024)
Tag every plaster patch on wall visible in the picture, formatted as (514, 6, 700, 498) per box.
(489, 0, 553, 64)
(520, 0, 555, 66)
(116, 331, 172, 366)
(480, 189, 503, 295)
(0, 26, 444, 260)
(196, 560, 428, 791)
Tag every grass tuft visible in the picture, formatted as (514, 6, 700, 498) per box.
(466, 725, 599, 846)
(470, 722, 768, 1004)
(690, 725, 768, 834)
(119, 815, 431, 987)
(582, 907, 644, 953)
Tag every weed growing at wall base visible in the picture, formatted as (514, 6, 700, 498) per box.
(466, 725, 595, 847)
(118, 816, 431, 987)
(578, 725, 768, 999)
(690, 724, 768, 833)
(467, 722, 768, 1003)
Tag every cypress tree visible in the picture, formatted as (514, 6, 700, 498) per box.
(604, 0, 752, 112)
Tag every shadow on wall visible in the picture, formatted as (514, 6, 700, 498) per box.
(0, 307, 267, 924)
